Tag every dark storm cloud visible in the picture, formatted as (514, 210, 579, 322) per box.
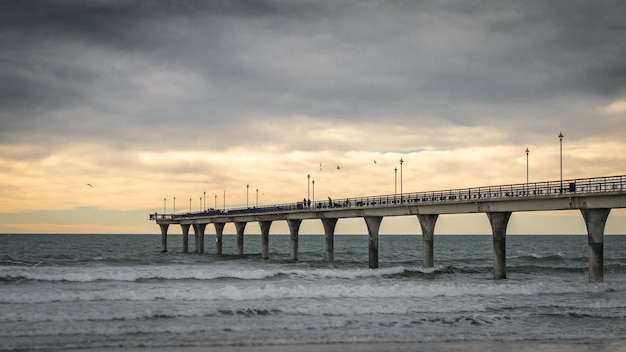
(1, 0, 625, 148)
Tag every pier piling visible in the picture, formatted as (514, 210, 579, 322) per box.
(322, 218, 338, 262)
(214, 223, 225, 255)
(287, 219, 302, 261)
(259, 221, 272, 259)
(418, 214, 439, 268)
(181, 224, 190, 253)
(365, 216, 383, 269)
(235, 222, 247, 256)
(487, 212, 512, 280)
(159, 224, 169, 253)
(581, 208, 611, 283)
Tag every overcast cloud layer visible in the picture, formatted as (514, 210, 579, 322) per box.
(1, 0, 625, 233)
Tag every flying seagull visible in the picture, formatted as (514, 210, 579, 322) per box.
(336, 165, 341, 170)
(86, 184, 93, 187)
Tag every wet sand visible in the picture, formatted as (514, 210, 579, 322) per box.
(76, 340, 626, 352)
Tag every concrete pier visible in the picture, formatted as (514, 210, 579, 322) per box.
(322, 218, 338, 262)
(365, 216, 383, 269)
(287, 219, 302, 261)
(214, 223, 225, 255)
(235, 222, 247, 256)
(487, 212, 512, 280)
(417, 214, 438, 268)
(152, 174, 626, 283)
(581, 208, 611, 283)
(181, 224, 190, 253)
(159, 224, 169, 253)
(259, 221, 272, 259)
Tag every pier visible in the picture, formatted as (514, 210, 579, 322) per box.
(150, 175, 626, 282)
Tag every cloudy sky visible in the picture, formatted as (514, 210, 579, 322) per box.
(1, 0, 625, 235)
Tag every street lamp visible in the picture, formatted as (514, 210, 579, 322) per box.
(394, 167, 397, 196)
(307, 174, 310, 204)
(214, 193, 217, 209)
(203, 191, 206, 210)
(256, 188, 259, 207)
(173, 197, 176, 214)
(199, 197, 202, 211)
(559, 132, 564, 192)
(247, 184, 249, 208)
(312, 179, 315, 205)
(525, 147, 529, 184)
(189, 198, 192, 212)
(400, 158, 404, 201)
(163, 198, 166, 214)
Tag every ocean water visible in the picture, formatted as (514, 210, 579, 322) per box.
(1, 234, 626, 351)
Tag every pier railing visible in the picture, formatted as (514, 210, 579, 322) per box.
(150, 175, 625, 220)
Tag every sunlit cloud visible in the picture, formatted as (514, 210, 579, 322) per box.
(1, 0, 625, 234)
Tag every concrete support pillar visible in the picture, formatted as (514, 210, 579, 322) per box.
(159, 224, 169, 253)
(417, 214, 439, 268)
(487, 212, 512, 280)
(287, 219, 302, 261)
(581, 208, 611, 283)
(194, 227, 200, 253)
(181, 224, 191, 253)
(259, 221, 272, 259)
(214, 223, 225, 255)
(364, 216, 383, 269)
(321, 218, 338, 262)
(192, 223, 207, 254)
(235, 222, 247, 256)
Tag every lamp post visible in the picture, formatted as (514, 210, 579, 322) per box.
(199, 197, 202, 211)
(525, 147, 529, 184)
(203, 191, 206, 210)
(312, 179, 315, 205)
(214, 193, 217, 209)
(307, 174, 311, 205)
(163, 198, 166, 214)
(256, 188, 259, 207)
(189, 198, 191, 212)
(223, 190, 225, 210)
(400, 158, 404, 201)
(247, 184, 249, 208)
(394, 167, 397, 196)
(173, 197, 176, 214)
(559, 132, 564, 192)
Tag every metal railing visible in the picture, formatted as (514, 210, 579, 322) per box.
(150, 175, 625, 221)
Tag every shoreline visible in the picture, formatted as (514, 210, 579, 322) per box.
(75, 339, 626, 352)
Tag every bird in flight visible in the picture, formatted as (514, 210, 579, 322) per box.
(336, 165, 341, 170)
(86, 184, 93, 187)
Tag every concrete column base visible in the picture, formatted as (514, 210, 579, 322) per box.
(487, 212, 512, 280)
(181, 224, 191, 253)
(417, 214, 439, 268)
(322, 218, 338, 262)
(287, 219, 302, 261)
(159, 224, 169, 253)
(581, 208, 611, 283)
(259, 221, 272, 259)
(365, 216, 383, 269)
(235, 222, 247, 256)
(192, 223, 207, 254)
(214, 223, 225, 255)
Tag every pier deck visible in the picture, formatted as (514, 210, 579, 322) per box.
(150, 175, 626, 282)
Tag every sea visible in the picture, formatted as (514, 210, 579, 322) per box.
(1, 234, 626, 352)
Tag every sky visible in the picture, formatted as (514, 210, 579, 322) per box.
(1, 0, 626, 236)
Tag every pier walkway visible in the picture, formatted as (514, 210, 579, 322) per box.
(150, 175, 626, 282)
